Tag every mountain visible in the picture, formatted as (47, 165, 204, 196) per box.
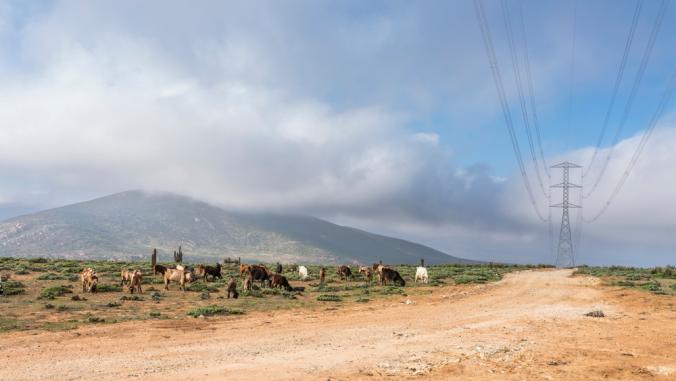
(0, 191, 472, 264)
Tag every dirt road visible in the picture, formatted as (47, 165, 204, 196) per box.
(1, 269, 674, 380)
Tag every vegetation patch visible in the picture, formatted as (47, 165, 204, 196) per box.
(39, 285, 73, 299)
(186, 305, 245, 317)
(2, 280, 26, 296)
(120, 295, 144, 301)
(96, 284, 122, 293)
(317, 294, 342, 302)
(36, 273, 78, 281)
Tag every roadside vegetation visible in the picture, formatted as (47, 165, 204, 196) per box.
(0, 256, 550, 333)
(574, 265, 676, 295)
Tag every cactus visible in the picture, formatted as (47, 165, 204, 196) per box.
(174, 246, 183, 263)
(151, 248, 157, 274)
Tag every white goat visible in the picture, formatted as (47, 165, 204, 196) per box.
(298, 265, 308, 280)
(415, 266, 428, 284)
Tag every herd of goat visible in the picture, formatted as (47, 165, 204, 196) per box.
(78, 262, 430, 299)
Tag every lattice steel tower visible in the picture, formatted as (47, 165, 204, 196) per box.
(551, 162, 581, 267)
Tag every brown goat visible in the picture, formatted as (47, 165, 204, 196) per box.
(270, 274, 292, 291)
(227, 277, 239, 299)
(129, 270, 143, 294)
(163, 268, 187, 291)
(243, 273, 253, 291)
(358, 266, 373, 283)
(380, 268, 406, 287)
(336, 265, 352, 281)
(81, 268, 98, 293)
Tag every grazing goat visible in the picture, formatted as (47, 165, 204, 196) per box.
(129, 270, 143, 294)
(250, 266, 271, 287)
(239, 264, 251, 278)
(153, 264, 169, 276)
(270, 274, 293, 291)
(81, 268, 98, 293)
(243, 273, 253, 291)
(164, 268, 187, 291)
(337, 265, 352, 281)
(415, 266, 428, 284)
(319, 267, 326, 284)
(358, 266, 373, 283)
(227, 277, 239, 299)
(380, 268, 406, 287)
(120, 269, 133, 287)
(195, 263, 222, 282)
(298, 265, 308, 280)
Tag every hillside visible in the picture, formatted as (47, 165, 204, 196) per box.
(0, 191, 470, 264)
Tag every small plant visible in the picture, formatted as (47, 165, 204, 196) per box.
(14, 267, 29, 275)
(151, 291, 162, 303)
(356, 296, 370, 303)
(2, 280, 25, 296)
(317, 294, 342, 302)
(87, 316, 105, 323)
(641, 281, 661, 292)
(120, 295, 144, 301)
(44, 303, 55, 309)
(105, 302, 121, 308)
(149, 311, 162, 318)
(71, 295, 87, 301)
(186, 305, 244, 317)
(95, 284, 121, 293)
(200, 291, 210, 300)
(39, 285, 73, 300)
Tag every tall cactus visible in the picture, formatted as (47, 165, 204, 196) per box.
(151, 248, 157, 274)
(174, 246, 183, 263)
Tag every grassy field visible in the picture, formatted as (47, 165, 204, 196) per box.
(0, 257, 548, 333)
(574, 265, 676, 296)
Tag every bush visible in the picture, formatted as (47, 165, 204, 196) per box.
(120, 295, 144, 301)
(317, 294, 342, 302)
(96, 284, 121, 293)
(641, 282, 661, 292)
(186, 305, 244, 317)
(105, 302, 121, 308)
(2, 280, 26, 296)
(87, 316, 105, 323)
(36, 273, 78, 281)
(39, 285, 73, 300)
(149, 311, 162, 318)
(186, 283, 219, 293)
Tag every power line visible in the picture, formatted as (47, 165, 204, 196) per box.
(518, 0, 550, 178)
(583, 0, 644, 178)
(567, 0, 577, 133)
(501, 0, 548, 197)
(473, 0, 547, 222)
(584, 0, 669, 199)
(584, 67, 676, 222)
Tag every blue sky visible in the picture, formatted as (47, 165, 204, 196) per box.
(0, 0, 675, 265)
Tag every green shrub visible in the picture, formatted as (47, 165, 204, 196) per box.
(2, 280, 26, 296)
(641, 282, 661, 292)
(317, 294, 342, 302)
(186, 283, 219, 293)
(36, 273, 78, 281)
(105, 302, 121, 308)
(86, 316, 105, 323)
(186, 305, 245, 317)
(96, 284, 121, 293)
(149, 311, 162, 318)
(39, 285, 73, 299)
(119, 295, 144, 301)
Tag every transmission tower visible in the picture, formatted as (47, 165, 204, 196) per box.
(550, 162, 581, 267)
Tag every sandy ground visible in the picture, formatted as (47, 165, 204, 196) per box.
(0, 269, 674, 380)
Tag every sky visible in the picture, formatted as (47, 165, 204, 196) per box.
(0, 0, 675, 266)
